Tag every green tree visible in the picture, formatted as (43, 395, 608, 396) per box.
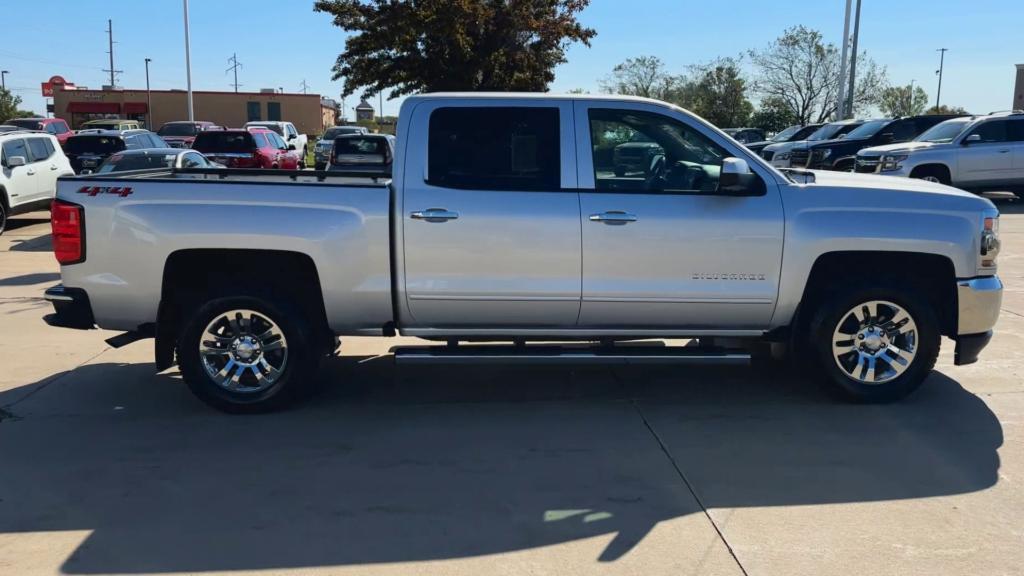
(686, 58, 753, 127)
(0, 88, 36, 121)
(748, 26, 887, 124)
(879, 84, 929, 117)
(314, 0, 596, 99)
(926, 104, 970, 115)
(750, 96, 799, 133)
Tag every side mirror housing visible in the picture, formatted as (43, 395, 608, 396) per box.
(717, 157, 765, 197)
(962, 134, 981, 146)
(288, 134, 296, 140)
(6, 155, 27, 168)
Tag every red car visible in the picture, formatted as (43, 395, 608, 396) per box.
(156, 121, 220, 149)
(191, 128, 299, 169)
(4, 117, 73, 146)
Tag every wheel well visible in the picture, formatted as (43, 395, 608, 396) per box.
(799, 251, 957, 337)
(0, 186, 8, 211)
(158, 249, 331, 366)
(910, 164, 951, 180)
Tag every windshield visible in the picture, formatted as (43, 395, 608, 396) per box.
(6, 119, 44, 130)
(914, 118, 972, 143)
(323, 127, 362, 139)
(193, 132, 254, 152)
(843, 120, 891, 140)
(83, 121, 123, 129)
(97, 152, 177, 173)
(335, 137, 386, 155)
(249, 123, 284, 135)
(807, 123, 850, 141)
(158, 123, 198, 137)
(64, 136, 125, 154)
(770, 125, 801, 142)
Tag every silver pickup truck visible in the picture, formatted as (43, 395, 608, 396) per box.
(43, 94, 1003, 412)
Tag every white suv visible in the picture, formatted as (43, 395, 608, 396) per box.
(0, 131, 74, 234)
(242, 121, 308, 168)
(856, 112, 1024, 190)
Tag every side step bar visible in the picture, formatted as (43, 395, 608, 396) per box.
(392, 344, 750, 366)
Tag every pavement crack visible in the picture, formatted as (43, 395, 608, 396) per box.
(630, 398, 751, 576)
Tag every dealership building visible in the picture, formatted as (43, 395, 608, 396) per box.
(52, 87, 336, 135)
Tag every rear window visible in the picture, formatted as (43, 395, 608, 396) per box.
(6, 119, 44, 130)
(65, 136, 126, 154)
(97, 153, 178, 173)
(248, 123, 284, 135)
(428, 107, 560, 191)
(334, 137, 386, 155)
(158, 123, 199, 137)
(193, 132, 255, 152)
(323, 127, 363, 139)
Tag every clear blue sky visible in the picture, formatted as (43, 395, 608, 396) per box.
(2, 0, 1020, 119)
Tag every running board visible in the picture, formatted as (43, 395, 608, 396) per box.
(392, 344, 751, 366)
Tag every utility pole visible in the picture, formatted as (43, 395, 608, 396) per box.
(835, 0, 852, 121)
(845, 0, 862, 118)
(145, 58, 152, 129)
(909, 79, 916, 115)
(1, 70, 7, 92)
(183, 0, 194, 121)
(379, 91, 383, 120)
(935, 48, 948, 111)
(299, 80, 309, 95)
(226, 53, 243, 93)
(103, 19, 123, 88)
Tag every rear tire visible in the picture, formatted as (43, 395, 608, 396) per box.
(808, 281, 940, 403)
(178, 295, 318, 413)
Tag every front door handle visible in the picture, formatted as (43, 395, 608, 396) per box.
(411, 208, 459, 222)
(50, 165, 59, 170)
(589, 211, 637, 225)
(26, 169, 36, 175)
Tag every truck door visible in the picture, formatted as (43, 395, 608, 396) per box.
(573, 100, 784, 330)
(400, 100, 581, 329)
(958, 119, 1014, 185)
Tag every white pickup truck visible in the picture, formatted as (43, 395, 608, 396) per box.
(44, 94, 1003, 412)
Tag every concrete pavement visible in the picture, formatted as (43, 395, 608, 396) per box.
(1, 208, 1022, 575)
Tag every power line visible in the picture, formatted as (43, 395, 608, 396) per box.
(299, 79, 310, 94)
(102, 19, 123, 88)
(226, 53, 243, 92)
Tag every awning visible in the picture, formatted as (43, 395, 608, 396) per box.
(67, 102, 121, 114)
(124, 102, 148, 114)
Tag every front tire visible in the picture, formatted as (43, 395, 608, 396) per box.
(911, 165, 951, 185)
(808, 282, 940, 403)
(0, 200, 7, 236)
(178, 296, 317, 413)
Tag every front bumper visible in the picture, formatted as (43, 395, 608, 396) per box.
(954, 275, 1002, 365)
(43, 284, 95, 330)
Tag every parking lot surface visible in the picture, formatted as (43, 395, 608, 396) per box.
(1, 207, 1023, 576)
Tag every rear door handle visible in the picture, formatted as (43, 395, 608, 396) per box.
(410, 208, 459, 222)
(589, 211, 637, 225)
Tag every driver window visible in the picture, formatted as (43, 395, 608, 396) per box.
(969, 121, 1008, 143)
(589, 108, 729, 193)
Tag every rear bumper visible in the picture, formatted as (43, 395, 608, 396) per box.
(954, 276, 1002, 366)
(43, 284, 95, 330)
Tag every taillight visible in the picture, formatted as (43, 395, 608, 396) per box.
(51, 200, 85, 265)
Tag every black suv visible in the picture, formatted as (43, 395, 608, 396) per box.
(793, 115, 965, 171)
(745, 123, 823, 155)
(64, 129, 168, 174)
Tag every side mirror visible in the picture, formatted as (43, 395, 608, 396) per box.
(288, 134, 296, 140)
(6, 155, 27, 168)
(287, 144, 297, 151)
(717, 157, 765, 197)
(963, 134, 982, 146)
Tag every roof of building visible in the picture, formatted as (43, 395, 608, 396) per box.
(356, 100, 374, 110)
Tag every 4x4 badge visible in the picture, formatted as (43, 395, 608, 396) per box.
(77, 186, 133, 197)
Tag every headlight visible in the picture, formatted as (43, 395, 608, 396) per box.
(981, 216, 1000, 268)
(813, 148, 832, 159)
(775, 152, 790, 160)
(881, 154, 909, 171)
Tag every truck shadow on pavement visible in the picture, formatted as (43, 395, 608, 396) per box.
(0, 357, 1003, 574)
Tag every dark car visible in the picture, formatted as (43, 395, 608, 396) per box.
(63, 129, 169, 174)
(793, 115, 966, 171)
(722, 127, 766, 145)
(744, 123, 823, 154)
(3, 118, 73, 146)
(327, 134, 396, 176)
(157, 121, 221, 149)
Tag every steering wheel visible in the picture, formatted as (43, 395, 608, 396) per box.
(644, 154, 668, 191)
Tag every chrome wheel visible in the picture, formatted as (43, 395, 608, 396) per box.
(199, 309, 288, 393)
(831, 300, 917, 385)
(921, 175, 941, 183)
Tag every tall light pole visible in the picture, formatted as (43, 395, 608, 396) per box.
(844, 0, 862, 118)
(144, 58, 152, 129)
(1, 70, 8, 92)
(183, 0, 194, 121)
(835, 0, 852, 120)
(935, 48, 948, 112)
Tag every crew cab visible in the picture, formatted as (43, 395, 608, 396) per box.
(243, 121, 307, 168)
(3, 118, 73, 146)
(44, 94, 1003, 412)
(157, 121, 221, 149)
(855, 112, 1024, 190)
(0, 131, 73, 234)
(192, 128, 299, 169)
(762, 119, 863, 166)
(791, 115, 964, 171)
(63, 129, 169, 174)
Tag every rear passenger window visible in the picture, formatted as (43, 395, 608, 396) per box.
(1008, 120, 1024, 142)
(27, 138, 51, 162)
(252, 133, 269, 148)
(890, 120, 917, 142)
(428, 107, 560, 191)
(968, 121, 1009, 143)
